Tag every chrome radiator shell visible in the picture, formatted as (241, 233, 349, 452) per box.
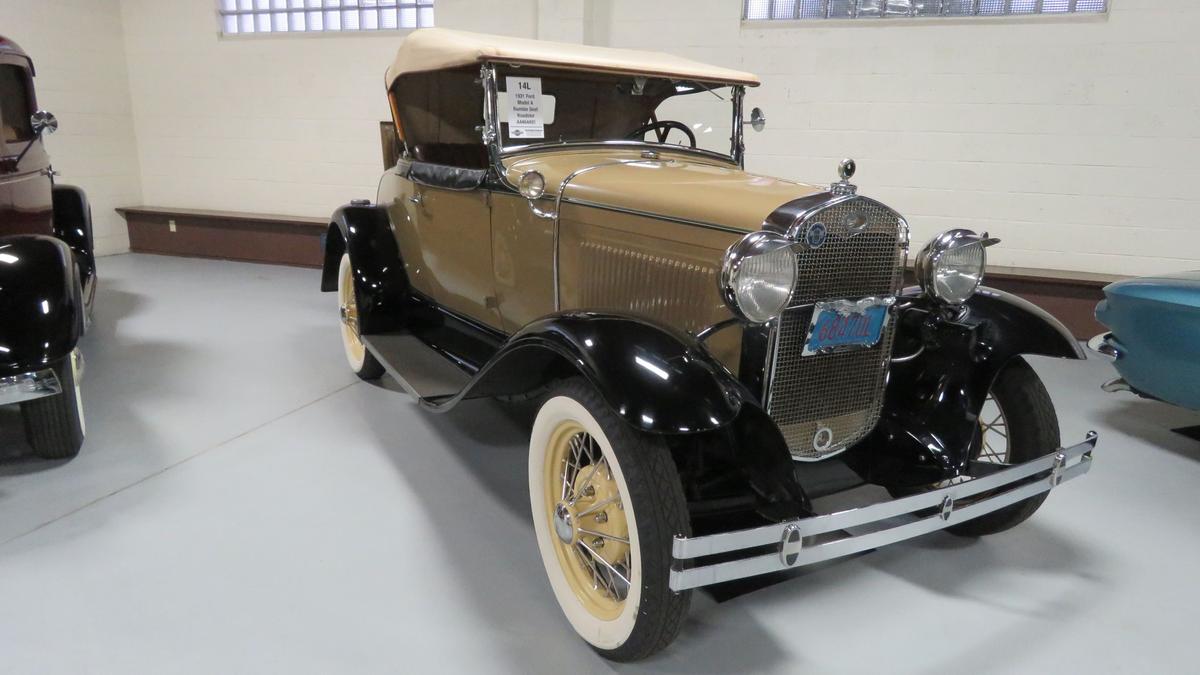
(762, 195, 909, 461)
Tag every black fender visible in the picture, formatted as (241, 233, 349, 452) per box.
(426, 312, 810, 514)
(850, 286, 1084, 488)
(0, 235, 82, 375)
(52, 184, 95, 285)
(319, 203, 409, 334)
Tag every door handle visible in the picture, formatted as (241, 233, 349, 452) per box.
(408, 194, 423, 205)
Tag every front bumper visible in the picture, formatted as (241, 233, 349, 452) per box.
(1087, 332, 1122, 360)
(669, 433, 1097, 591)
(0, 368, 62, 406)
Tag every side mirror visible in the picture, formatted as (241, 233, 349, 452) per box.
(2, 110, 58, 173)
(31, 110, 58, 136)
(745, 107, 766, 133)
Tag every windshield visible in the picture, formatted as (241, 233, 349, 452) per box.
(492, 66, 738, 160)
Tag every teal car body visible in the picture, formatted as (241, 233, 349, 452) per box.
(1091, 271, 1200, 410)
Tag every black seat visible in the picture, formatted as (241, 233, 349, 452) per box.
(410, 143, 490, 170)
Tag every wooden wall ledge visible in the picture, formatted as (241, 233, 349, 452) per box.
(902, 264, 1113, 339)
(984, 265, 1126, 287)
(116, 206, 328, 228)
(116, 205, 330, 268)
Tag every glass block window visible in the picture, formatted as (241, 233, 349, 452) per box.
(744, 0, 1107, 20)
(219, 0, 434, 35)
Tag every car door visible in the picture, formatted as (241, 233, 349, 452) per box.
(383, 158, 501, 330)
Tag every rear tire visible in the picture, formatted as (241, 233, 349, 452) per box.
(21, 353, 85, 460)
(337, 254, 384, 380)
(529, 378, 691, 661)
(947, 357, 1060, 537)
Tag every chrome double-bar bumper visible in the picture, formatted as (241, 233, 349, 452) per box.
(1087, 332, 1122, 360)
(669, 433, 1097, 591)
(0, 368, 62, 406)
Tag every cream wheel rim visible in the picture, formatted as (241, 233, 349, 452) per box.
(978, 392, 1010, 464)
(543, 421, 632, 621)
(337, 254, 367, 369)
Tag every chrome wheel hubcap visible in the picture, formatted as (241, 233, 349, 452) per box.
(553, 503, 575, 544)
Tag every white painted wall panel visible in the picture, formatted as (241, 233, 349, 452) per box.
(118, 0, 538, 219)
(32, 0, 1194, 274)
(601, 0, 1200, 276)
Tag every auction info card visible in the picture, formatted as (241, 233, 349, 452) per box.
(505, 76, 545, 140)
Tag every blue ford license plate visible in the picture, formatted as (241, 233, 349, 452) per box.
(803, 298, 893, 356)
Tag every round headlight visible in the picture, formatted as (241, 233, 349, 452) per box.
(518, 170, 546, 200)
(720, 232, 797, 324)
(914, 229, 991, 305)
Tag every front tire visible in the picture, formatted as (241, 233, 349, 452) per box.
(528, 378, 691, 661)
(947, 357, 1061, 537)
(337, 254, 383, 380)
(21, 352, 86, 460)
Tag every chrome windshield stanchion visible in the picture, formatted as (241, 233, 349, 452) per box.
(668, 433, 1098, 592)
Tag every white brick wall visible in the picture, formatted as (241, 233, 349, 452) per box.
(16, 0, 1195, 275)
(0, 0, 142, 256)
(601, 0, 1200, 276)
(117, 0, 538, 220)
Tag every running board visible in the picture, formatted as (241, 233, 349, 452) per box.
(361, 333, 471, 401)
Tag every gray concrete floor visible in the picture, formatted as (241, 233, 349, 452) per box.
(1, 253, 1198, 674)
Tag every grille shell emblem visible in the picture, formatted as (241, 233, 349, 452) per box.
(804, 222, 828, 249)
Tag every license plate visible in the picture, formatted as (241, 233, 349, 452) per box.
(803, 298, 894, 356)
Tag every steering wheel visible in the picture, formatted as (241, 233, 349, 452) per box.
(625, 120, 696, 148)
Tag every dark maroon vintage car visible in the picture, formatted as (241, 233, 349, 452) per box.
(0, 35, 96, 459)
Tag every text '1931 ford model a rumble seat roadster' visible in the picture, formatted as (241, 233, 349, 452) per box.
(321, 29, 1097, 660)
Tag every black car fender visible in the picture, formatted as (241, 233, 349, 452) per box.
(52, 184, 95, 283)
(426, 312, 810, 513)
(0, 235, 83, 374)
(851, 285, 1084, 488)
(320, 203, 409, 334)
(436, 313, 749, 432)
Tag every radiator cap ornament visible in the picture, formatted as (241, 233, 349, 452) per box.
(831, 158, 857, 196)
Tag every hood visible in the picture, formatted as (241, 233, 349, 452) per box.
(504, 148, 824, 233)
(1102, 271, 1200, 311)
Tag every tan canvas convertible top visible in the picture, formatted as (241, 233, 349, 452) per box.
(385, 28, 760, 88)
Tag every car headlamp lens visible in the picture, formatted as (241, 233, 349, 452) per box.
(720, 232, 797, 324)
(915, 229, 992, 305)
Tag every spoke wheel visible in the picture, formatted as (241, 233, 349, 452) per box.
(544, 423, 632, 620)
(529, 378, 691, 661)
(976, 393, 1010, 464)
(947, 357, 1061, 537)
(336, 254, 383, 380)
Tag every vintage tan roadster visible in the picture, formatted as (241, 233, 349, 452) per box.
(321, 28, 1095, 661)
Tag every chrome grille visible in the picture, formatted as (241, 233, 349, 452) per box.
(765, 196, 907, 461)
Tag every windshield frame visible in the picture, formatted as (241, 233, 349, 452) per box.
(479, 62, 746, 171)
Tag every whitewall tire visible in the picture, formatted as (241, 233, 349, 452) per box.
(337, 253, 383, 380)
(528, 378, 691, 661)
